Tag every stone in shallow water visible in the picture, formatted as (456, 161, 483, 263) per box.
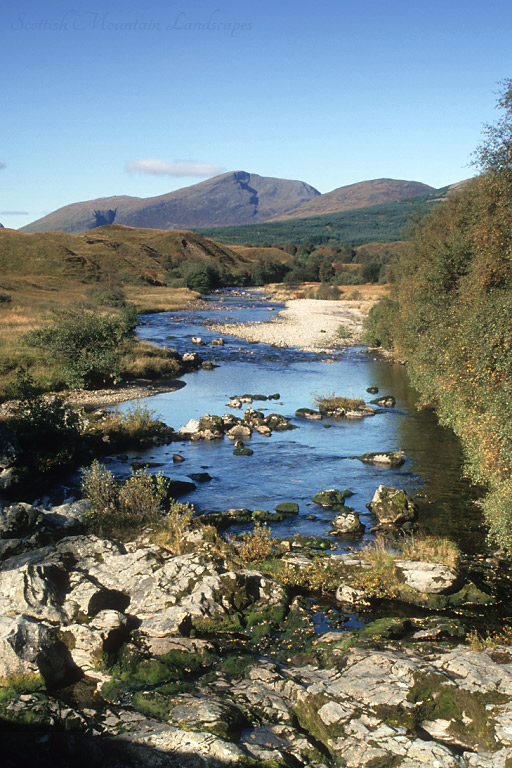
(275, 502, 299, 515)
(358, 451, 405, 468)
(331, 511, 364, 535)
(295, 407, 322, 420)
(368, 485, 417, 526)
(312, 489, 347, 508)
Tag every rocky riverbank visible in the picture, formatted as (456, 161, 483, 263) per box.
(1, 499, 512, 768)
(209, 297, 370, 352)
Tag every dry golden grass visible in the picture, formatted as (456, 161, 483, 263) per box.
(120, 340, 182, 379)
(467, 627, 512, 649)
(396, 534, 460, 567)
(124, 285, 198, 312)
(0, 277, 197, 398)
(264, 281, 390, 308)
(362, 534, 460, 568)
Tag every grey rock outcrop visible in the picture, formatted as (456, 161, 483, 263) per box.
(0, 532, 285, 682)
(1, 507, 511, 767)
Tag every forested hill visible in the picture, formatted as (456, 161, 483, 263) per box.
(194, 185, 457, 247)
(271, 178, 434, 220)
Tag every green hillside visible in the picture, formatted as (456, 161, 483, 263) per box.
(194, 186, 453, 247)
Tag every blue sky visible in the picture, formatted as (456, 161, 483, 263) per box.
(1, 0, 512, 229)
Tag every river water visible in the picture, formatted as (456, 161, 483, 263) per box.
(113, 289, 486, 557)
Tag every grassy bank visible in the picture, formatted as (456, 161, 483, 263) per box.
(0, 279, 197, 399)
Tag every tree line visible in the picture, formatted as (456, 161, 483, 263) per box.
(364, 80, 512, 551)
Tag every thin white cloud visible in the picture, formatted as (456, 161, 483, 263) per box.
(0, 210, 29, 215)
(0, 161, 6, 170)
(125, 159, 225, 177)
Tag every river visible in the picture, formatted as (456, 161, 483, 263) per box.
(110, 289, 486, 557)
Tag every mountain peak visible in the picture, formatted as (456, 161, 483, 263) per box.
(21, 171, 320, 234)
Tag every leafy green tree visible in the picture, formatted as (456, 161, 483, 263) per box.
(473, 78, 512, 173)
(184, 263, 220, 293)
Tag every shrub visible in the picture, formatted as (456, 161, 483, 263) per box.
(25, 308, 134, 389)
(86, 286, 127, 308)
(184, 264, 220, 294)
(362, 261, 383, 283)
(6, 368, 81, 478)
(118, 470, 169, 520)
(82, 460, 170, 533)
(81, 460, 118, 520)
(316, 283, 340, 300)
(363, 297, 398, 348)
(334, 270, 364, 285)
(0, 291, 12, 304)
(152, 500, 195, 554)
(238, 523, 276, 562)
(336, 324, 353, 338)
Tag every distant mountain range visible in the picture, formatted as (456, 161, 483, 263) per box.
(20, 172, 437, 235)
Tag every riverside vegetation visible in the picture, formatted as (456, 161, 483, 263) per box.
(364, 79, 512, 554)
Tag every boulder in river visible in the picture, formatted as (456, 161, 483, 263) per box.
(394, 560, 463, 594)
(178, 418, 200, 435)
(226, 424, 252, 439)
(357, 451, 405, 468)
(275, 502, 299, 516)
(331, 511, 365, 535)
(312, 489, 349, 508)
(182, 351, 203, 366)
(265, 413, 297, 431)
(368, 485, 417, 526)
(295, 407, 322, 420)
(166, 478, 197, 497)
(370, 394, 396, 407)
(233, 441, 253, 456)
(187, 472, 212, 483)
